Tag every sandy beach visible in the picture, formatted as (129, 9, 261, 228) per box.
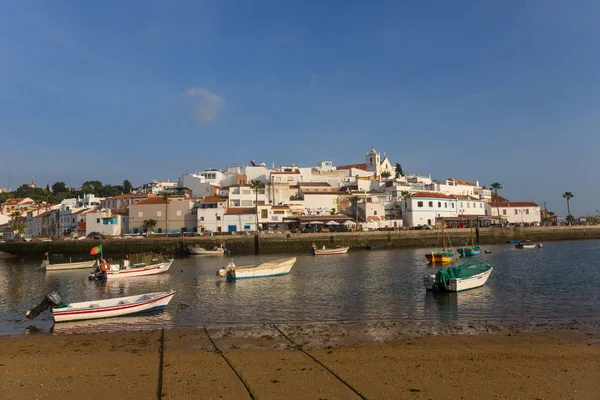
(1, 324, 598, 399)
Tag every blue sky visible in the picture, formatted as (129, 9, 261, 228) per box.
(1, 1, 598, 216)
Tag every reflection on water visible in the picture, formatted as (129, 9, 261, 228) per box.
(1, 240, 600, 335)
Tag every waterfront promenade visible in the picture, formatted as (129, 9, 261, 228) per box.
(1, 325, 598, 399)
(1, 225, 600, 257)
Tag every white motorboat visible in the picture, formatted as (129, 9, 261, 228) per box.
(217, 257, 296, 281)
(41, 256, 97, 271)
(26, 291, 176, 323)
(424, 260, 493, 292)
(311, 244, 349, 255)
(188, 245, 226, 255)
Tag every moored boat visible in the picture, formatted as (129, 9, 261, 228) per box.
(506, 239, 521, 244)
(424, 259, 493, 292)
(457, 245, 481, 256)
(41, 257, 97, 271)
(516, 243, 536, 249)
(25, 291, 176, 322)
(188, 244, 227, 255)
(88, 253, 173, 280)
(425, 218, 454, 264)
(311, 243, 349, 255)
(217, 257, 296, 281)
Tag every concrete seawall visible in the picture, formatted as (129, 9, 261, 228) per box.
(1, 226, 599, 257)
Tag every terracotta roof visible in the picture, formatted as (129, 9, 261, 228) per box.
(201, 196, 228, 203)
(4, 198, 27, 204)
(337, 163, 367, 170)
(225, 207, 256, 215)
(411, 192, 454, 199)
(37, 210, 53, 217)
(134, 197, 169, 205)
(452, 195, 481, 201)
(447, 178, 476, 186)
(72, 209, 89, 215)
(297, 182, 331, 187)
(489, 202, 539, 207)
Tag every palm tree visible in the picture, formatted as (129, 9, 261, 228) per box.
(10, 220, 27, 240)
(400, 190, 411, 219)
(562, 192, 574, 225)
(250, 179, 265, 231)
(162, 193, 171, 235)
(490, 183, 503, 225)
(143, 218, 157, 232)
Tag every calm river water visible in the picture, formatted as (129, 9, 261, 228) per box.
(1, 240, 599, 335)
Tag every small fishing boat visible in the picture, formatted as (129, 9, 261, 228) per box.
(424, 259, 493, 292)
(425, 218, 454, 264)
(88, 253, 173, 280)
(311, 244, 350, 255)
(457, 219, 481, 256)
(26, 291, 176, 322)
(217, 257, 296, 281)
(506, 239, 521, 244)
(188, 243, 228, 255)
(41, 254, 97, 271)
(516, 243, 536, 249)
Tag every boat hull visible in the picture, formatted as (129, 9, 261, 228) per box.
(42, 259, 97, 271)
(425, 253, 453, 263)
(105, 259, 174, 279)
(223, 257, 296, 280)
(52, 291, 176, 322)
(313, 247, 349, 255)
(457, 247, 481, 256)
(516, 244, 536, 249)
(188, 246, 225, 255)
(424, 267, 493, 292)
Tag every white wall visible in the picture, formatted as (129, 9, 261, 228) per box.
(486, 204, 541, 224)
(223, 214, 256, 232)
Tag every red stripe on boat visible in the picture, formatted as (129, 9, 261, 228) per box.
(53, 293, 175, 316)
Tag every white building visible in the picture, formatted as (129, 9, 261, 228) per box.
(403, 192, 457, 227)
(194, 196, 227, 233)
(134, 180, 179, 195)
(223, 208, 256, 233)
(453, 195, 487, 217)
(227, 184, 266, 208)
(182, 170, 225, 197)
(85, 209, 129, 236)
(487, 202, 541, 225)
(257, 205, 291, 230)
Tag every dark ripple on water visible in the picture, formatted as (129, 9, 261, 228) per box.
(1, 239, 600, 335)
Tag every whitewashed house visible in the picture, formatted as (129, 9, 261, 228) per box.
(227, 184, 266, 208)
(257, 205, 291, 230)
(403, 192, 457, 227)
(194, 196, 227, 233)
(223, 208, 256, 233)
(453, 195, 487, 217)
(487, 202, 541, 225)
(85, 209, 129, 236)
(182, 170, 225, 197)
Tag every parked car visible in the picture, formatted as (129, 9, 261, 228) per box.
(86, 232, 105, 239)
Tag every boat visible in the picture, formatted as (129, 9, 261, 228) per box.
(311, 243, 350, 255)
(506, 239, 521, 244)
(217, 257, 296, 281)
(516, 243, 536, 249)
(457, 220, 481, 256)
(423, 259, 493, 292)
(88, 253, 174, 280)
(41, 254, 97, 271)
(425, 218, 454, 263)
(25, 291, 176, 323)
(188, 244, 228, 255)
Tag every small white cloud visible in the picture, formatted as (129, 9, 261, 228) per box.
(182, 87, 224, 123)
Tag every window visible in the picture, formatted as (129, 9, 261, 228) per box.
(216, 216, 221, 220)
(96, 218, 100, 223)
(473, 202, 476, 208)
(514, 209, 518, 215)
(480, 203, 483, 208)
(157, 211, 162, 217)
(261, 209, 268, 218)
(242, 189, 251, 195)
(72, 218, 75, 223)
(526, 209, 529, 215)
(428, 201, 433, 207)
(374, 210, 378, 215)
(417, 201, 423, 207)
(200, 217, 204, 221)
(438, 202, 441, 208)
(452, 203, 455, 208)
(503, 209, 507, 215)
(460, 202, 464, 208)
(176, 210, 182, 216)
(444, 202, 447, 208)
(467, 202, 470, 208)
(138, 212, 143, 218)
(288, 177, 294, 182)
(273, 210, 284, 215)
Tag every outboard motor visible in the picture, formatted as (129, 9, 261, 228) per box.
(88, 270, 107, 281)
(25, 292, 62, 319)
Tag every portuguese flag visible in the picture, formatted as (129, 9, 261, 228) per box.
(90, 245, 102, 255)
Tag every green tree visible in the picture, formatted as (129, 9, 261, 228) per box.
(143, 218, 157, 232)
(10, 220, 28, 240)
(381, 171, 392, 179)
(81, 180, 103, 195)
(395, 163, 404, 178)
(51, 181, 69, 193)
(122, 180, 133, 194)
(250, 179, 265, 231)
(491, 182, 503, 225)
(562, 192, 574, 225)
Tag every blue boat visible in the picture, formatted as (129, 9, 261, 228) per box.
(457, 245, 481, 256)
(506, 239, 521, 244)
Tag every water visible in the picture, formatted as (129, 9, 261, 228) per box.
(1, 240, 600, 336)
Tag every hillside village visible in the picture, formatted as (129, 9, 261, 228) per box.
(0, 148, 541, 240)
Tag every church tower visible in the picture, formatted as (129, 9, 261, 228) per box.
(365, 148, 381, 176)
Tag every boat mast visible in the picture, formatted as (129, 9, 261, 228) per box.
(442, 217, 446, 251)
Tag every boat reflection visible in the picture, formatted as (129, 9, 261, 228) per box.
(424, 285, 494, 324)
(50, 310, 174, 335)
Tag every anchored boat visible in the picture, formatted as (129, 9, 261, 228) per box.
(424, 259, 493, 292)
(311, 243, 349, 255)
(425, 219, 454, 264)
(88, 253, 173, 280)
(217, 257, 296, 281)
(26, 291, 176, 322)
(188, 244, 228, 255)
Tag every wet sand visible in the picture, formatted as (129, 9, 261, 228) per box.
(1, 324, 599, 399)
